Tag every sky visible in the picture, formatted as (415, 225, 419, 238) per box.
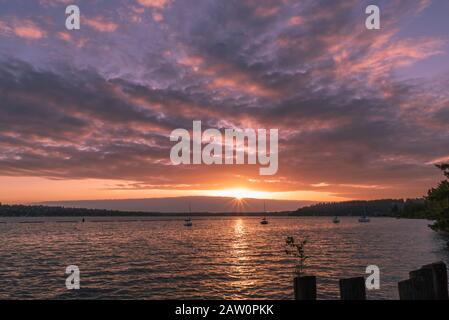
(1, 0, 449, 205)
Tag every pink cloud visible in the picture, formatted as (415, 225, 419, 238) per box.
(254, 6, 279, 18)
(177, 54, 278, 98)
(84, 17, 119, 32)
(152, 12, 164, 22)
(39, 0, 72, 6)
(3, 20, 47, 40)
(57, 32, 72, 42)
(288, 16, 302, 26)
(0, 20, 10, 33)
(137, 0, 169, 9)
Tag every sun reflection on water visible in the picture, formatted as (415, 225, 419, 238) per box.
(227, 218, 261, 297)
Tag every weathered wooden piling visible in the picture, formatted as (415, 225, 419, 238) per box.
(398, 279, 415, 300)
(399, 261, 448, 300)
(408, 267, 436, 299)
(294, 276, 317, 300)
(421, 261, 448, 300)
(339, 277, 366, 300)
(292, 261, 447, 300)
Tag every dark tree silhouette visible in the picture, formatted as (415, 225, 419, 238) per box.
(436, 164, 449, 179)
(427, 164, 449, 232)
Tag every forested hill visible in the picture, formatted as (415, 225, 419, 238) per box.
(292, 199, 425, 217)
(0, 204, 291, 217)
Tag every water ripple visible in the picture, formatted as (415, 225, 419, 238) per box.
(0, 217, 448, 299)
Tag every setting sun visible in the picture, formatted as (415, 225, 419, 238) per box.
(209, 188, 269, 200)
(1, 0, 449, 304)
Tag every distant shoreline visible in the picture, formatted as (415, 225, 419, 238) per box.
(0, 203, 288, 217)
(0, 203, 416, 218)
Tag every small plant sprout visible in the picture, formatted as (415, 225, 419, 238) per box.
(285, 236, 309, 277)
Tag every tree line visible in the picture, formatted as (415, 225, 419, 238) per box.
(293, 164, 449, 233)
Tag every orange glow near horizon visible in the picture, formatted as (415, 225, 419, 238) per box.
(1, 1, 448, 212)
(0, 176, 349, 204)
(208, 188, 269, 200)
(204, 188, 347, 202)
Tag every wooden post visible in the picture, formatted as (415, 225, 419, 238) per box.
(339, 277, 366, 300)
(409, 267, 436, 299)
(294, 276, 317, 300)
(421, 262, 448, 300)
(399, 267, 435, 300)
(398, 279, 415, 300)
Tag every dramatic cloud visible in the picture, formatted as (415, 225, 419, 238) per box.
(0, 19, 46, 39)
(137, 0, 169, 9)
(1, 0, 449, 202)
(84, 17, 119, 33)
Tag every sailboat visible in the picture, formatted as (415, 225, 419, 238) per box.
(260, 201, 269, 225)
(184, 203, 193, 227)
(184, 218, 192, 227)
(358, 206, 370, 223)
(333, 216, 340, 223)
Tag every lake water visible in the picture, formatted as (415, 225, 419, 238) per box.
(0, 216, 448, 300)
